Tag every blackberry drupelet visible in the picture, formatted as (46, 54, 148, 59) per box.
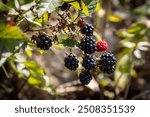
(100, 52, 117, 74)
(80, 36, 96, 54)
(79, 71, 92, 85)
(64, 54, 79, 71)
(36, 35, 52, 50)
(100, 52, 117, 66)
(81, 23, 94, 36)
(82, 54, 96, 70)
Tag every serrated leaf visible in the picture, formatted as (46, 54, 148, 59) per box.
(24, 61, 46, 87)
(23, 10, 42, 26)
(60, 38, 79, 47)
(64, 0, 89, 16)
(109, 14, 123, 22)
(37, 0, 63, 17)
(0, 20, 27, 66)
(80, 0, 98, 17)
(14, 0, 20, 10)
(127, 23, 147, 34)
(120, 40, 136, 48)
(114, 53, 132, 91)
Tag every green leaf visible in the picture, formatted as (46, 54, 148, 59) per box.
(114, 52, 132, 91)
(120, 40, 136, 48)
(0, 20, 27, 66)
(60, 38, 79, 47)
(80, 0, 98, 17)
(24, 61, 46, 87)
(37, 0, 63, 17)
(117, 30, 134, 38)
(64, 0, 89, 16)
(127, 23, 147, 34)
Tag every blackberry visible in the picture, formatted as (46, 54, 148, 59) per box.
(100, 52, 117, 74)
(97, 40, 108, 52)
(81, 23, 94, 36)
(80, 36, 96, 54)
(79, 71, 92, 85)
(100, 65, 115, 74)
(82, 54, 96, 70)
(36, 35, 52, 50)
(64, 54, 79, 71)
(60, 3, 71, 11)
(100, 52, 117, 66)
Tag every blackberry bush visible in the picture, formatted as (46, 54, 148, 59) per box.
(79, 71, 92, 85)
(64, 54, 79, 71)
(36, 35, 52, 50)
(82, 54, 96, 70)
(81, 23, 94, 36)
(80, 36, 96, 54)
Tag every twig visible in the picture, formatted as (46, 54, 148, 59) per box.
(25, 27, 52, 32)
(131, 90, 150, 100)
(124, 57, 135, 99)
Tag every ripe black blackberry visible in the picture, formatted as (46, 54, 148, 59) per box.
(100, 52, 117, 74)
(100, 52, 117, 66)
(64, 54, 79, 71)
(36, 35, 52, 50)
(80, 36, 96, 54)
(79, 71, 92, 85)
(82, 54, 96, 70)
(81, 23, 94, 36)
(60, 3, 71, 11)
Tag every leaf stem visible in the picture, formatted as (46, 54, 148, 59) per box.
(2, 65, 9, 78)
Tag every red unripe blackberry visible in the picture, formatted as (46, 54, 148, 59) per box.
(80, 36, 96, 54)
(64, 54, 79, 71)
(36, 35, 52, 50)
(81, 23, 94, 36)
(82, 54, 96, 70)
(97, 40, 108, 52)
(77, 18, 85, 28)
(79, 71, 92, 85)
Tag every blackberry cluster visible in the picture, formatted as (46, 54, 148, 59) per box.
(36, 35, 52, 50)
(100, 52, 117, 74)
(64, 54, 79, 71)
(82, 54, 96, 70)
(80, 36, 96, 54)
(79, 71, 92, 85)
(81, 23, 94, 36)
